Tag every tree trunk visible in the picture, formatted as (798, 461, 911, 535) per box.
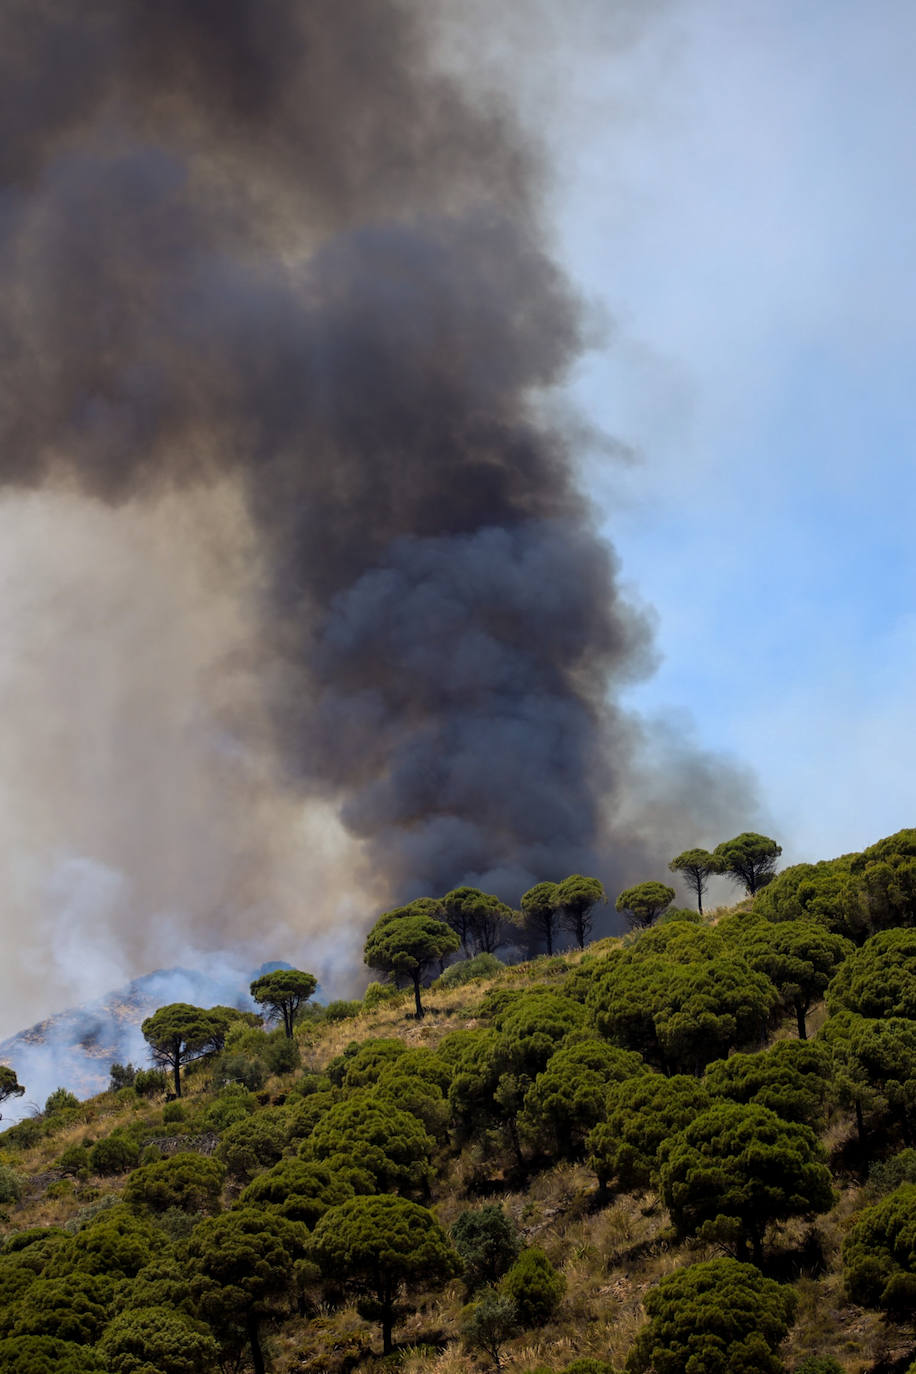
(412, 974, 424, 1019)
(247, 1314, 265, 1374)
(283, 1006, 294, 1039)
(381, 1287, 394, 1355)
(795, 1002, 808, 1040)
(172, 1058, 182, 1099)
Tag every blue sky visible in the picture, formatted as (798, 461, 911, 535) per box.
(525, 0, 916, 864)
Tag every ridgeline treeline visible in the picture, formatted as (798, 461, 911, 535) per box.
(0, 828, 914, 1374)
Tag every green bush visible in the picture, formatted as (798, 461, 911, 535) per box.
(88, 1133, 139, 1175)
(500, 1247, 565, 1327)
(0, 1165, 21, 1204)
(45, 1088, 80, 1115)
(161, 1101, 186, 1125)
(362, 980, 403, 1010)
(263, 1033, 300, 1076)
(203, 1085, 256, 1132)
(211, 1053, 265, 1093)
(58, 1145, 91, 1178)
(451, 1204, 521, 1292)
(108, 1063, 137, 1092)
(323, 1000, 362, 1022)
(434, 953, 505, 989)
(134, 1070, 167, 1099)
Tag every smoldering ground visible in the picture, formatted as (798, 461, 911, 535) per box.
(0, 0, 758, 1037)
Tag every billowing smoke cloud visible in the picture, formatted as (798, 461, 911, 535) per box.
(0, 1, 758, 1040)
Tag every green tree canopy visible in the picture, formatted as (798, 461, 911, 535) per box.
(97, 1305, 220, 1374)
(658, 1101, 834, 1264)
(825, 927, 916, 1020)
(556, 874, 606, 949)
(626, 1258, 798, 1374)
(752, 856, 865, 937)
(843, 1183, 916, 1312)
(10, 1272, 110, 1345)
(849, 827, 916, 930)
(451, 1204, 521, 1293)
(703, 1038, 831, 1127)
(521, 1040, 647, 1159)
(714, 832, 782, 895)
(188, 1207, 307, 1374)
(615, 882, 676, 930)
(736, 918, 853, 1037)
(309, 1194, 459, 1354)
(364, 909, 460, 1018)
(0, 1065, 25, 1116)
(668, 848, 723, 915)
(820, 1011, 916, 1144)
(441, 886, 517, 955)
(0, 1335, 103, 1373)
(240, 1158, 355, 1228)
(499, 1246, 564, 1327)
(249, 968, 318, 1039)
(520, 881, 561, 955)
(587, 1072, 710, 1192)
(123, 1152, 226, 1215)
(140, 1003, 230, 1098)
(303, 1092, 435, 1197)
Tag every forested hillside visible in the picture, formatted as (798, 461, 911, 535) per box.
(0, 829, 914, 1374)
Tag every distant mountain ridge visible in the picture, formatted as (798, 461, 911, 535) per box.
(0, 962, 290, 1119)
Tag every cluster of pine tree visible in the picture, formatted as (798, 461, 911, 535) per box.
(0, 828, 913, 1373)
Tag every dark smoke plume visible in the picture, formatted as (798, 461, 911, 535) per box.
(0, 0, 757, 1002)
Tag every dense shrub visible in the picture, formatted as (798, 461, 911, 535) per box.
(451, 1205, 521, 1293)
(89, 1133, 139, 1175)
(500, 1247, 565, 1326)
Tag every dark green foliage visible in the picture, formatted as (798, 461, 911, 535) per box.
(843, 1182, 916, 1311)
(521, 1040, 646, 1158)
(868, 1149, 916, 1197)
(826, 927, 916, 1019)
(736, 918, 853, 1038)
(556, 874, 606, 949)
(821, 1012, 916, 1142)
(703, 1039, 831, 1127)
(451, 1205, 521, 1292)
(849, 828, 916, 930)
(461, 1287, 519, 1368)
(97, 1304, 220, 1374)
(202, 1084, 255, 1131)
(263, 1031, 301, 1075)
(140, 1003, 231, 1098)
(217, 1110, 288, 1181)
(304, 1093, 434, 1196)
(589, 940, 778, 1073)
(211, 1052, 265, 1093)
(500, 1246, 564, 1326)
(11, 1272, 110, 1344)
(2, 1116, 42, 1149)
(793, 1360, 845, 1374)
(434, 952, 505, 988)
(615, 882, 675, 930)
(626, 1258, 797, 1374)
(0, 1335, 103, 1372)
(162, 1101, 187, 1124)
(328, 1037, 408, 1088)
(375, 1070, 449, 1139)
(668, 848, 724, 915)
(88, 1131, 139, 1175)
(713, 832, 782, 894)
(753, 857, 865, 938)
(562, 1362, 617, 1374)
(44, 1088, 79, 1115)
(323, 999, 362, 1021)
(109, 1063, 137, 1092)
(61, 1205, 166, 1278)
(0, 1065, 25, 1115)
(240, 1157, 355, 1227)
(134, 1068, 167, 1098)
(126, 1258, 198, 1316)
(364, 907, 460, 1017)
(441, 886, 517, 955)
(659, 1102, 834, 1263)
(493, 989, 587, 1076)
(0, 1165, 22, 1204)
(309, 1194, 459, 1354)
(249, 968, 318, 1039)
(587, 1073, 710, 1191)
(189, 1207, 308, 1374)
(521, 881, 561, 955)
(124, 1152, 226, 1214)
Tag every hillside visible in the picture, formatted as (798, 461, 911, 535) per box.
(0, 831, 914, 1373)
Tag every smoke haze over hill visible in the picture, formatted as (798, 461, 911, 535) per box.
(0, 0, 758, 1038)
